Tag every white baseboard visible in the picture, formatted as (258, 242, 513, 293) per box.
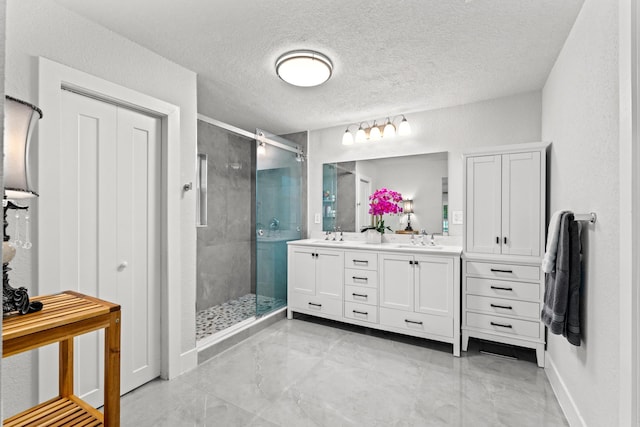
(180, 348, 198, 375)
(545, 351, 586, 427)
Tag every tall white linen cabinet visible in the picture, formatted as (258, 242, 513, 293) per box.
(462, 142, 549, 367)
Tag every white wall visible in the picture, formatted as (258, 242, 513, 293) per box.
(308, 91, 543, 236)
(2, 0, 197, 415)
(0, 0, 6, 422)
(541, 0, 620, 425)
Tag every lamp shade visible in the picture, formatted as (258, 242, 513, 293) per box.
(342, 130, 354, 145)
(398, 116, 411, 136)
(369, 124, 382, 141)
(383, 121, 396, 138)
(403, 199, 414, 214)
(4, 96, 43, 199)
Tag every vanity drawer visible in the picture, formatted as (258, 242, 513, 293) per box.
(466, 295, 540, 320)
(466, 277, 540, 302)
(344, 269, 378, 288)
(344, 302, 378, 324)
(289, 292, 342, 317)
(345, 251, 378, 270)
(344, 285, 378, 305)
(379, 307, 452, 338)
(466, 312, 540, 339)
(466, 261, 540, 281)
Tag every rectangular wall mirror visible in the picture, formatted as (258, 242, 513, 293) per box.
(322, 152, 448, 234)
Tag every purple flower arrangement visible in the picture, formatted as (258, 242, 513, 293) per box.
(361, 188, 403, 234)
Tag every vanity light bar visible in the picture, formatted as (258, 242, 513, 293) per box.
(342, 115, 411, 145)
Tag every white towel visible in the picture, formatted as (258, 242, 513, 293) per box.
(542, 210, 570, 273)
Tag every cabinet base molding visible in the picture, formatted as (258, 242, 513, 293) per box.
(462, 328, 544, 367)
(289, 308, 460, 357)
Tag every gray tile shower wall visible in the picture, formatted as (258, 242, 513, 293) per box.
(196, 120, 256, 312)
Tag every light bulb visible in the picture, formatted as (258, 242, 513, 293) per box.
(257, 142, 266, 156)
(355, 126, 367, 143)
(383, 120, 396, 138)
(342, 130, 354, 145)
(369, 124, 382, 141)
(398, 116, 411, 136)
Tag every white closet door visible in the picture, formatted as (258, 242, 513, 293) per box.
(116, 106, 162, 394)
(59, 90, 118, 406)
(48, 90, 161, 407)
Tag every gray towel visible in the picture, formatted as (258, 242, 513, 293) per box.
(541, 212, 581, 346)
(542, 210, 570, 273)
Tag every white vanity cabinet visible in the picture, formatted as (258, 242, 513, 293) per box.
(462, 142, 548, 367)
(287, 240, 462, 356)
(379, 253, 460, 356)
(343, 251, 379, 324)
(288, 245, 344, 318)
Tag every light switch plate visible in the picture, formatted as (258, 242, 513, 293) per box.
(314, 213, 321, 224)
(452, 211, 463, 225)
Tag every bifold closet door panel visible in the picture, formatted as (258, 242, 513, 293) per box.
(58, 90, 118, 407)
(45, 90, 162, 408)
(115, 106, 162, 396)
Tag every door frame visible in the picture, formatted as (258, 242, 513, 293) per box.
(356, 173, 371, 231)
(36, 57, 182, 399)
(620, 0, 640, 424)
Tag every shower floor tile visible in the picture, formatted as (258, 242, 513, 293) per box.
(196, 293, 286, 341)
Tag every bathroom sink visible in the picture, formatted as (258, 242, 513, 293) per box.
(311, 240, 365, 245)
(394, 244, 443, 250)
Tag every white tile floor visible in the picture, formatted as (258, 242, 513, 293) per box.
(121, 315, 568, 426)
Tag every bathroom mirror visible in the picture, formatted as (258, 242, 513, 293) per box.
(322, 152, 448, 233)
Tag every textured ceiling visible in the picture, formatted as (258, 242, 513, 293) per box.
(53, 0, 583, 135)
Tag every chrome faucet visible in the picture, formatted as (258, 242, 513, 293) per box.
(332, 226, 337, 241)
(325, 230, 331, 240)
(420, 229, 428, 246)
(338, 227, 343, 241)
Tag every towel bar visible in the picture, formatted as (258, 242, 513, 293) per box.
(573, 212, 597, 224)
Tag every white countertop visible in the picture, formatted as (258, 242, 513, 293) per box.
(287, 238, 462, 256)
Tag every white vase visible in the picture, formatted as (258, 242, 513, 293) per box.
(365, 229, 382, 244)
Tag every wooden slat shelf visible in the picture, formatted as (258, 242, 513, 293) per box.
(4, 396, 102, 426)
(3, 291, 121, 426)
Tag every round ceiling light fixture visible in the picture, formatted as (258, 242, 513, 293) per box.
(275, 50, 333, 87)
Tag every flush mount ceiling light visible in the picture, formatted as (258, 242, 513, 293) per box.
(275, 50, 333, 87)
(341, 115, 411, 145)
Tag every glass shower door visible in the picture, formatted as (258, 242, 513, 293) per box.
(255, 130, 303, 317)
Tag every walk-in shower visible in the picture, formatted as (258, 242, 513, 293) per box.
(195, 118, 305, 344)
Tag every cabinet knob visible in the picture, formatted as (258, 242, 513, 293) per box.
(118, 261, 128, 271)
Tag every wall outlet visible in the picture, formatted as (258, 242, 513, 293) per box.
(314, 213, 321, 224)
(452, 211, 463, 225)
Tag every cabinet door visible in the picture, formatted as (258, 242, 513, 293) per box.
(466, 155, 502, 254)
(414, 255, 454, 317)
(289, 247, 317, 295)
(380, 253, 414, 311)
(501, 152, 541, 256)
(316, 249, 344, 300)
